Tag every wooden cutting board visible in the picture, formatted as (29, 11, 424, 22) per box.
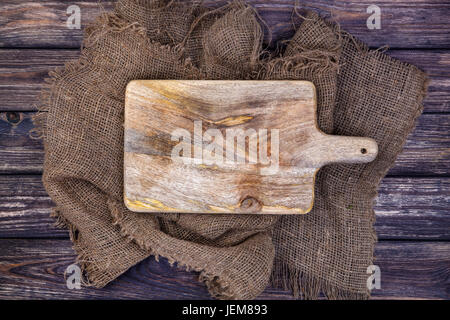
(124, 80, 378, 214)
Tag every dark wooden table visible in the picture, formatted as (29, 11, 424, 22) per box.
(0, 0, 449, 300)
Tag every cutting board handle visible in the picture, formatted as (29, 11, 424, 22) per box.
(313, 134, 378, 166)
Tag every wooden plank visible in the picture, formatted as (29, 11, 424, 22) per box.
(0, 0, 114, 49)
(387, 50, 450, 113)
(0, 175, 66, 238)
(0, 1, 449, 49)
(0, 175, 448, 240)
(370, 241, 449, 300)
(1, 49, 448, 112)
(0, 49, 80, 111)
(0, 239, 448, 299)
(387, 50, 450, 79)
(392, 113, 450, 176)
(1, 112, 448, 176)
(0, 112, 43, 174)
(374, 177, 450, 240)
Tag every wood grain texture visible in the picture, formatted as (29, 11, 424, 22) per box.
(0, 112, 43, 174)
(1, 49, 448, 113)
(0, 49, 80, 111)
(124, 80, 378, 214)
(0, 175, 66, 238)
(393, 113, 450, 176)
(1, 176, 449, 240)
(1, 111, 447, 176)
(0, 0, 113, 49)
(387, 50, 450, 113)
(0, 0, 448, 300)
(0, 1, 449, 49)
(0, 239, 448, 299)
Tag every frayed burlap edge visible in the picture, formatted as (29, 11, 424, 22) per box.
(107, 198, 242, 299)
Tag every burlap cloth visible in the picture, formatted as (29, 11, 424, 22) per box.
(32, 0, 428, 299)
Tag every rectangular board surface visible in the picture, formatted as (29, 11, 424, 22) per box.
(124, 80, 377, 214)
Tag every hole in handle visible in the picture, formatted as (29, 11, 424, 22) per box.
(360, 148, 367, 154)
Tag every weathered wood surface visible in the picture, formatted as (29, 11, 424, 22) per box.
(0, 49, 80, 111)
(0, 0, 448, 301)
(0, 1, 449, 49)
(1, 176, 449, 240)
(387, 50, 450, 113)
(0, 112, 43, 174)
(124, 80, 378, 214)
(1, 49, 449, 112)
(1, 112, 448, 176)
(0, 239, 448, 299)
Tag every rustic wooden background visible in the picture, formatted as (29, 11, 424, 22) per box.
(0, 0, 449, 300)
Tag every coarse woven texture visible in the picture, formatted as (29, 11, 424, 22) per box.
(32, 0, 428, 299)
